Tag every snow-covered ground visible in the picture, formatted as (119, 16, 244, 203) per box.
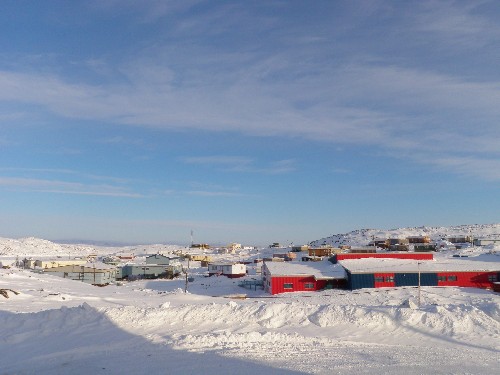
(1, 225, 499, 374)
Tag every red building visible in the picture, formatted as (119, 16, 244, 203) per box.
(262, 261, 346, 295)
(341, 258, 500, 290)
(331, 252, 433, 264)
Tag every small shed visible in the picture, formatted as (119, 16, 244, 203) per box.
(208, 263, 246, 278)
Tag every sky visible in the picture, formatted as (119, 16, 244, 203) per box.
(0, 0, 499, 247)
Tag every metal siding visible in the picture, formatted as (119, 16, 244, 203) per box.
(395, 273, 437, 287)
(349, 273, 375, 290)
(421, 273, 438, 286)
(395, 273, 418, 286)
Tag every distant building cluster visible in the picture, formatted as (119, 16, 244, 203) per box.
(13, 232, 500, 296)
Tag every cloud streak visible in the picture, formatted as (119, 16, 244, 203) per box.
(182, 156, 296, 175)
(0, 176, 143, 198)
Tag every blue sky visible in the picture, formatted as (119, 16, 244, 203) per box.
(0, 0, 499, 246)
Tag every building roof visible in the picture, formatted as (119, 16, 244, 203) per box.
(264, 261, 346, 280)
(340, 258, 500, 274)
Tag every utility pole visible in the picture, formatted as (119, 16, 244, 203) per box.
(184, 258, 190, 293)
(417, 261, 421, 307)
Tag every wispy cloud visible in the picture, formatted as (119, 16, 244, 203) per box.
(182, 156, 296, 175)
(414, 155, 500, 181)
(182, 156, 253, 166)
(186, 190, 246, 197)
(0, 168, 130, 185)
(0, 173, 142, 198)
(413, 1, 499, 47)
(98, 136, 146, 147)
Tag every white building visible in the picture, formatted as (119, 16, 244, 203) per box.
(145, 254, 181, 265)
(208, 263, 246, 278)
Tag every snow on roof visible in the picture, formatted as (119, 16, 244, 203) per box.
(340, 258, 500, 274)
(264, 260, 346, 280)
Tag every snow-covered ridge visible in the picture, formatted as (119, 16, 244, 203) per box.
(310, 223, 500, 247)
(0, 236, 183, 258)
(2, 223, 499, 258)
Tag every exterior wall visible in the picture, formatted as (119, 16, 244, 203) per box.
(308, 248, 341, 257)
(348, 271, 499, 290)
(269, 275, 328, 295)
(35, 259, 87, 269)
(208, 263, 246, 277)
(291, 245, 309, 252)
(474, 239, 500, 246)
(188, 254, 214, 262)
(121, 265, 176, 278)
(386, 238, 409, 246)
(145, 255, 179, 265)
(493, 282, 500, 293)
(374, 273, 395, 288)
(332, 253, 433, 264)
(347, 272, 375, 290)
(437, 271, 499, 288)
(446, 236, 472, 244)
(394, 272, 438, 287)
(44, 268, 115, 285)
(407, 236, 431, 244)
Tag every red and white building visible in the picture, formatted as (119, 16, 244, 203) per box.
(262, 260, 346, 295)
(208, 263, 246, 278)
(341, 258, 500, 290)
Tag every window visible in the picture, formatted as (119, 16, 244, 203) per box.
(447, 275, 457, 281)
(438, 276, 446, 282)
(374, 276, 384, 283)
(304, 283, 314, 289)
(385, 276, 394, 283)
(283, 283, 293, 289)
(488, 275, 497, 282)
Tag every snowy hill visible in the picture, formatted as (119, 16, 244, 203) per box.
(310, 223, 500, 248)
(0, 236, 183, 260)
(0, 236, 98, 258)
